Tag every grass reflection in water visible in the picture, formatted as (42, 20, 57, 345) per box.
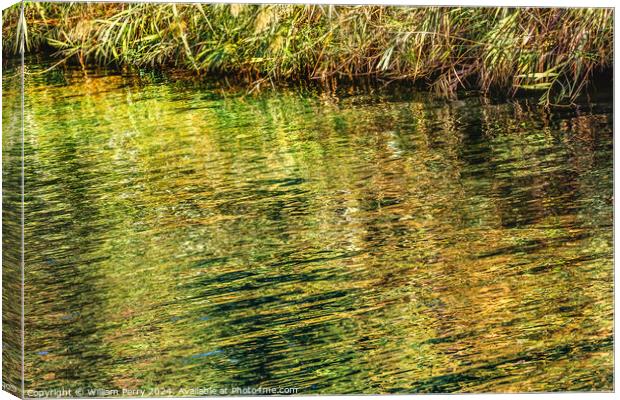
(6, 67, 612, 394)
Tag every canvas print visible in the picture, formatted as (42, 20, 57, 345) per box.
(1, 2, 614, 396)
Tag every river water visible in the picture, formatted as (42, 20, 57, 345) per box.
(3, 64, 613, 393)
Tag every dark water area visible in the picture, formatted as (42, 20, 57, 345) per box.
(2, 63, 613, 394)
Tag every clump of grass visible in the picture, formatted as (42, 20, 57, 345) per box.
(2, 3, 613, 105)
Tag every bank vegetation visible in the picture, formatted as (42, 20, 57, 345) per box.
(2, 3, 614, 104)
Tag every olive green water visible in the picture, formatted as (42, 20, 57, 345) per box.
(3, 64, 613, 394)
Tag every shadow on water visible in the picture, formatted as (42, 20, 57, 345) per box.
(4, 63, 613, 393)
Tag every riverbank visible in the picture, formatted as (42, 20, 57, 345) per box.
(2, 3, 613, 105)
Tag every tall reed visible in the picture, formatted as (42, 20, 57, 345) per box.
(2, 3, 613, 104)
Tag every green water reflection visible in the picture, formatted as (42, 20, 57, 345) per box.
(7, 65, 614, 393)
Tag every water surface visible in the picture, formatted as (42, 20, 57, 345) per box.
(5, 65, 614, 393)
